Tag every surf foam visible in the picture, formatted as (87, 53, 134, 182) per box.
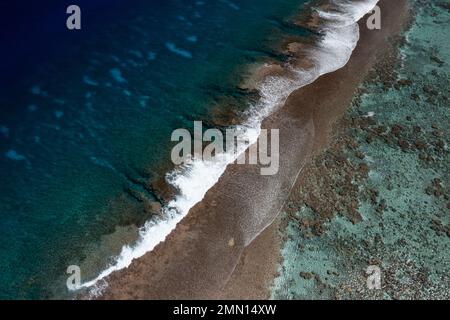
(80, 0, 379, 293)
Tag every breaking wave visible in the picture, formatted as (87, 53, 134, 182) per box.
(80, 0, 379, 294)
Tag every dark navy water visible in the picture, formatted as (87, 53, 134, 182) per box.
(0, 0, 307, 298)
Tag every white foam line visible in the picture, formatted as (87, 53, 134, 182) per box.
(79, 0, 379, 294)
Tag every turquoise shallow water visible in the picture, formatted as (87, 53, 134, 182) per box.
(0, 0, 310, 299)
(272, 1, 450, 299)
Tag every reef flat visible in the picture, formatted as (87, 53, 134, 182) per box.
(272, 1, 450, 300)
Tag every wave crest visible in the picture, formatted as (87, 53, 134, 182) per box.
(80, 0, 379, 294)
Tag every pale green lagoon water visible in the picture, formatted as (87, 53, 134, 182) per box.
(272, 1, 450, 300)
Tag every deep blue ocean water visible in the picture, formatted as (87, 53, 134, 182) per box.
(0, 0, 308, 299)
